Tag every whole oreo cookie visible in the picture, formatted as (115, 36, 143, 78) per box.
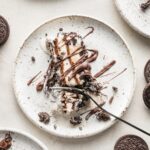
(144, 60, 150, 83)
(114, 135, 149, 150)
(0, 15, 9, 46)
(143, 83, 150, 109)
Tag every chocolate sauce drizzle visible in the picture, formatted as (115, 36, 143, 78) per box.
(28, 27, 128, 125)
(104, 68, 127, 84)
(27, 71, 41, 86)
(141, 0, 150, 11)
(82, 27, 94, 39)
(65, 35, 79, 84)
(94, 60, 116, 78)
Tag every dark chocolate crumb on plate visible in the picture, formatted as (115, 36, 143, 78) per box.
(0, 16, 10, 46)
(143, 83, 150, 109)
(114, 135, 149, 150)
(112, 86, 118, 93)
(59, 28, 63, 32)
(31, 56, 35, 63)
(38, 112, 50, 124)
(144, 60, 150, 83)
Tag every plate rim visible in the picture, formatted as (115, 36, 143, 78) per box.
(114, 0, 150, 39)
(0, 128, 48, 150)
(13, 15, 136, 138)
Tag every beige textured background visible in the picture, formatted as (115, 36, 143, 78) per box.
(0, 0, 150, 149)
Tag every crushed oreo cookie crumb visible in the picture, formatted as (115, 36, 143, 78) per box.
(96, 111, 110, 121)
(70, 116, 82, 126)
(38, 112, 50, 124)
(36, 82, 44, 92)
(0, 132, 12, 150)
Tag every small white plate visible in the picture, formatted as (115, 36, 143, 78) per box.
(13, 15, 136, 138)
(115, 0, 150, 38)
(0, 128, 48, 150)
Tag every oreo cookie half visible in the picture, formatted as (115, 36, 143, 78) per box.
(143, 83, 150, 109)
(114, 135, 149, 150)
(144, 60, 150, 83)
(0, 15, 10, 46)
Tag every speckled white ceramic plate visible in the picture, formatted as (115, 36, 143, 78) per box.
(0, 128, 48, 150)
(13, 15, 136, 138)
(115, 0, 150, 38)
